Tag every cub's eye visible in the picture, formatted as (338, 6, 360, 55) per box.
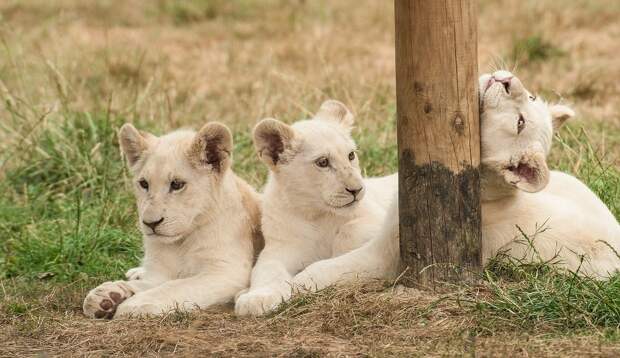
(138, 179, 149, 190)
(517, 114, 526, 134)
(529, 94, 537, 101)
(348, 151, 356, 161)
(170, 180, 185, 192)
(315, 157, 330, 168)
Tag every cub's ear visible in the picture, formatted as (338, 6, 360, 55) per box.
(314, 99, 354, 130)
(549, 104, 575, 130)
(188, 122, 233, 173)
(253, 118, 296, 168)
(119, 123, 154, 168)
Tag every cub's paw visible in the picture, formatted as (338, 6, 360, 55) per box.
(83, 281, 134, 319)
(125, 267, 146, 281)
(234, 287, 288, 316)
(113, 295, 169, 318)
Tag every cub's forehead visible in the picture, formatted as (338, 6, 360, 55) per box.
(157, 129, 195, 146)
(149, 129, 195, 155)
(293, 119, 356, 156)
(139, 130, 196, 178)
(524, 100, 553, 126)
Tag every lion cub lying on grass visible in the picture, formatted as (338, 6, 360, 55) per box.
(83, 122, 262, 319)
(234, 100, 394, 316)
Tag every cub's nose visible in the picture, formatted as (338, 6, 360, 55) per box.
(346, 187, 363, 198)
(492, 72, 513, 93)
(496, 76, 513, 92)
(143, 217, 164, 231)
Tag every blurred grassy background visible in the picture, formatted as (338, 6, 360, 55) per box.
(0, 0, 619, 356)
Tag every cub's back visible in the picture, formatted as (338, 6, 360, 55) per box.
(545, 171, 618, 226)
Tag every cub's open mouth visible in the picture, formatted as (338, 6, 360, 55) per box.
(498, 151, 550, 193)
(505, 162, 538, 184)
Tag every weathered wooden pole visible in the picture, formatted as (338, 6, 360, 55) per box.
(395, 0, 481, 286)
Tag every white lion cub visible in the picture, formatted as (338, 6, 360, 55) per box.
(234, 100, 392, 316)
(83, 122, 262, 319)
(479, 71, 620, 276)
(276, 71, 619, 293)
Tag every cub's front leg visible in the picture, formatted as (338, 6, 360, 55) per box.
(114, 272, 247, 318)
(235, 243, 313, 316)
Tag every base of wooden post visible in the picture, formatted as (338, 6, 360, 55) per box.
(398, 151, 481, 288)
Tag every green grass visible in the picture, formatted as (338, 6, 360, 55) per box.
(356, 106, 398, 177)
(552, 124, 620, 218)
(480, 251, 620, 333)
(1, 111, 142, 282)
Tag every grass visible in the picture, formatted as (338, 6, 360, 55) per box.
(0, 0, 619, 356)
(482, 254, 620, 332)
(0, 111, 141, 282)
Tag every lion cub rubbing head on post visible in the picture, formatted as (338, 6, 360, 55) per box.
(478, 70, 574, 200)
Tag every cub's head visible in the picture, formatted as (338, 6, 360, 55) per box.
(479, 70, 574, 199)
(253, 100, 364, 215)
(119, 122, 233, 243)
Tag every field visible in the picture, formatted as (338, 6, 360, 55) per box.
(1, 0, 619, 356)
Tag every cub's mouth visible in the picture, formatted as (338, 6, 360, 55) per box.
(146, 232, 184, 242)
(331, 199, 359, 209)
(499, 152, 549, 193)
(335, 199, 359, 209)
(340, 199, 358, 208)
(505, 162, 538, 184)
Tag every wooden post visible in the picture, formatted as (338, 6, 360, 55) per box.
(395, 0, 481, 286)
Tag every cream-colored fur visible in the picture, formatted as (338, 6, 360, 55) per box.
(269, 71, 619, 299)
(83, 122, 262, 319)
(234, 100, 394, 316)
(478, 71, 619, 277)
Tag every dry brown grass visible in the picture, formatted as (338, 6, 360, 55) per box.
(2, 280, 619, 357)
(1, 0, 619, 356)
